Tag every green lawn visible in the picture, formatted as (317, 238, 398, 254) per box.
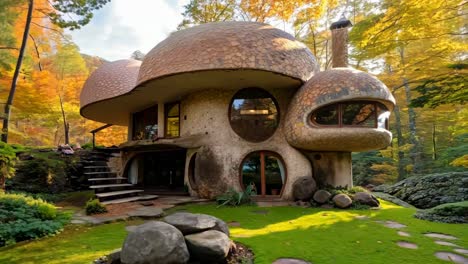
(0, 201, 466, 264)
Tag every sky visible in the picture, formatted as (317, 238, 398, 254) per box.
(68, 0, 189, 61)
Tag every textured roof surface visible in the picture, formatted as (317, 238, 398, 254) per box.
(284, 67, 396, 152)
(80, 59, 141, 108)
(138, 21, 318, 86)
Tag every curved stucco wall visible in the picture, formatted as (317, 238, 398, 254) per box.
(284, 67, 396, 152)
(138, 21, 318, 86)
(177, 88, 312, 199)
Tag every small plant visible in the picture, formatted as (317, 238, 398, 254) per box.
(85, 198, 107, 215)
(348, 186, 368, 194)
(216, 184, 256, 207)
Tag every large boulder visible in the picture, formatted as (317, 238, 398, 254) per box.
(332, 194, 352, 208)
(353, 192, 380, 207)
(185, 230, 231, 262)
(163, 212, 229, 236)
(292, 176, 317, 201)
(120, 221, 189, 264)
(313, 190, 332, 204)
(373, 172, 468, 209)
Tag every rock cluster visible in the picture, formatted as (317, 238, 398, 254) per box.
(307, 189, 380, 209)
(117, 212, 232, 264)
(373, 172, 468, 209)
(292, 176, 317, 201)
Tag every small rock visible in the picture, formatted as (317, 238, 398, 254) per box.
(332, 194, 352, 208)
(353, 192, 380, 207)
(435, 252, 468, 263)
(120, 221, 189, 264)
(272, 258, 312, 264)
(185, 230, 230, 262)
(163, 212, 229, 236)
(396, 241, 418, 249)
(292, 176, 317, 201)
(313, 190, 331, 204)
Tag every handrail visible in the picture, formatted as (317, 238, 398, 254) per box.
(90, 124, 113, 148)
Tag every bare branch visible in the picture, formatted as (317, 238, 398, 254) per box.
(28, 34, 42, 71)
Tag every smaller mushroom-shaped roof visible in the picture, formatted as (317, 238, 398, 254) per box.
(80, 59, 141, 124)
(284, 67, 396, 152)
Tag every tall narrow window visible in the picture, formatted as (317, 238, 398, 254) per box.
(165, 102, 180, 138)
(132, 105, 158, 140)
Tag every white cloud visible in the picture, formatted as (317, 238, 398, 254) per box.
(68, 0, 189, 61)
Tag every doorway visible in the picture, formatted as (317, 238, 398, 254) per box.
(240, 151, 286, 196)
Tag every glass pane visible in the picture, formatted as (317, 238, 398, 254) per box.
(312, 104, 339, 125)
(241, 153, 260, 196)
(230, 88, 279, 142)
(264, 155, 284, 195)
(377, 103, 390, 129)
(166, 117, 179, 137)
(167, 104, 179, 117)
(342, 103, 376, 127)
(133, 105, 158, 140)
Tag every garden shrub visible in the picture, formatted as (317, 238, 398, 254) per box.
(0, 193, 69, 246)
(414, 201, 468, 223)
(0, 142, 19, 190)
(216, 184, 256, 207)
(85, 199, 107, 215)
(8, 152, 69, 193)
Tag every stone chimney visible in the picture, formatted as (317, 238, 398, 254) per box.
(330, 16, 352, 68)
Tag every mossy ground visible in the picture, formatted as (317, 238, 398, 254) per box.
(0, 200, 466, 264)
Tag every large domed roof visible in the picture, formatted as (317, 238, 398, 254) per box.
(138, 21, 318, 86)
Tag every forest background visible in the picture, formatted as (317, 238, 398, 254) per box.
(0, 0, 466, 185)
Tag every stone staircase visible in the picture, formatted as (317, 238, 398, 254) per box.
(83, 149, 157, 205)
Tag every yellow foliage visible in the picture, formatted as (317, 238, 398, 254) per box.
(450, 155, 468, 168)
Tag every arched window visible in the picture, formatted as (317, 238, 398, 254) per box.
(229, 88, 279, 142)
(311, 101, 389, 129)
(240, 151, 286, 196)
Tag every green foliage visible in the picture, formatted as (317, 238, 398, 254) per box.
(48, 0, 111, 30)
(0, 142, 18, 182)
(8, 153, 68, 193)
(216, 185, 256, 207)
(415, 201, 468, 223)
(0, 193, 69, 246)
(178, 0, 236, 30)
(85, 199, 107, 215)
(352, 151, 396, 186)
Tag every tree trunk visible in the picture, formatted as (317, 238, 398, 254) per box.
(393, 103, 406, 180)
(58, 93, 69, 145)
(2, 0, 34, 143)
(432, 122, 437, 160)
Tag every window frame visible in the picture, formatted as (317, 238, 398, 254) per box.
(228, 87, 280, 142)
(310, 101, 389, 129)
(239, 150, 287, 197)
(132, 104, 158, 140)
(164, 101, 181, 138)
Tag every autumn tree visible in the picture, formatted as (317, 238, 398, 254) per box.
(1, 0, 110, 143)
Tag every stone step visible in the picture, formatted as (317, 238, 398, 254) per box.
(84, 171, 116, 175)
(89, 183, 134, 189)
(95, 189, 144, 198)
(88, 177, 127, 181)
(101, 195, 158, 205)
(84, 166, 109, 169)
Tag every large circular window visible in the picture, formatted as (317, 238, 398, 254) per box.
(229, 88, 279, 142)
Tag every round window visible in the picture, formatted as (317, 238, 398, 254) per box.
(229, 88, 279, 142)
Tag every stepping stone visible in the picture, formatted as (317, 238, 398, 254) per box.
(424, 233, 458, 240)
(227, 221, 241, 227)
(398, 231, 411, 237)
(272, 258, 312, 264)
(71, 219, 87, 224)
(435, 252, 468, 263)
(127, 207, 164, 218)
(355, 215, 369, 220)
(383, 221, 407, 229)
(397, 241, 418, 249)
(435, 240, 460, 247)
(125, 225, 137, 232)
(454, 249, 468, 256)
